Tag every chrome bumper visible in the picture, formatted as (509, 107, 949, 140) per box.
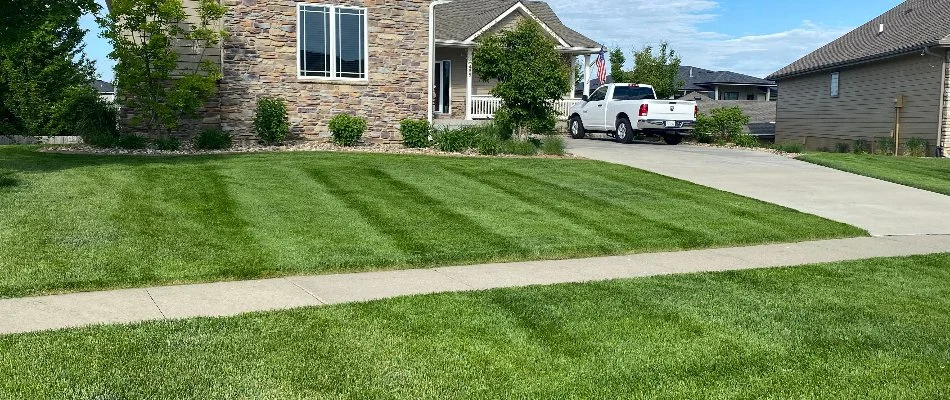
(637, 120, 695, 132)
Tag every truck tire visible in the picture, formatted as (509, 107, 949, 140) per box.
(616, 118, 635, 144)
(663, 133, 683, 145)
(569, 117, 586, 139)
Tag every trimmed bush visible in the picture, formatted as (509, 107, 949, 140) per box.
(193, 129, 233, 150)
(501, 139, 538, 156)
(116, 134, 148, 150)
(328, 114, 367, 146)
(400, 119, 431, 148)
(904, 137, 927, 157)
(154, 136, 181, 151)
(254, 97, 290, 145)
(541, 135, 566, 155)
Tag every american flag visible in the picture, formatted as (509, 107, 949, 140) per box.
(595, 47, 607, 85)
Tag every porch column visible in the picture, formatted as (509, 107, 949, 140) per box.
(714, 85, 720, 100)
(466, 47, 473, 120)
(766, 87, 771, 101)
(583, 54, 591, 96)
(568, 57, 576, 98)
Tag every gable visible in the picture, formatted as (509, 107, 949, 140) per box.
(434, 0, 599, 49)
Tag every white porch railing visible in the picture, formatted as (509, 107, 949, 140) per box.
(469, 96, 582, 120)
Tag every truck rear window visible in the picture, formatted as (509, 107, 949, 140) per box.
(613, 87, 656, 100)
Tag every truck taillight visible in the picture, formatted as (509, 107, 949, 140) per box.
(639, 104, 649, 117)
(694, 105, 699, 119)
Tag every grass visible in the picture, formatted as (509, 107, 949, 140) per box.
(2, 253, 949, 398)
(0, 146, 864, 298)
(799, 152, 950, 196)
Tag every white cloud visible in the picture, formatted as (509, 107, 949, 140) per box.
(545, 0, 850, 78)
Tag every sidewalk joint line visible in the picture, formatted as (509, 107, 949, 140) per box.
(144, 289, 167, 319)
(430, 268, 476, 290)
(285, 278, 327, 305)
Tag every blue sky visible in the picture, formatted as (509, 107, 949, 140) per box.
(81, 0, 902, 82)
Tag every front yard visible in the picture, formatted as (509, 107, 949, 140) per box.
(0, 146, 864, 298)
(799, 153, 950, 196)
(2, 253, 948, 398)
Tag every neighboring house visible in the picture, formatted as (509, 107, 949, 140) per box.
(107, 0, 600, 141)
(93, 79, 116, 103)
(676, 66, 776, 101)
(768, 0, 950, 156)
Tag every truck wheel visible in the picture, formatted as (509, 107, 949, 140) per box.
(663, 133, 683, 145)
(615, 118, 635, 144)
(569, 117, 586, 139)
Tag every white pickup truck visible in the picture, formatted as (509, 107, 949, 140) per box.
(567, 83, 697, 145)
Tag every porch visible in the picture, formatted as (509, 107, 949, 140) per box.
(467, 96, 583, 120)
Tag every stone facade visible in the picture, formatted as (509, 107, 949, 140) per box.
(218, 0, 431, 142)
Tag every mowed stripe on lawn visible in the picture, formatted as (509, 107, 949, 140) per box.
(0, 147, 866, 297)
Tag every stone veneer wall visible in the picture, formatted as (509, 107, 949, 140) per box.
(219, 0, 430, 142)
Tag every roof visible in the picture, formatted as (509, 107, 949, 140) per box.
(434, 0, 600, 49)
(92, 79, 114, 94)
(678, 66, 775, 90)
(768, 0, 950, 80)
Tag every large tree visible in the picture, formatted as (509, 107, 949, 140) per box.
(98, 0, 226, 137)
(611, 42, 684, 99)
(472, 19, 570, 136)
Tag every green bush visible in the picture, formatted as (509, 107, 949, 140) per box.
(525, 114, 557, 135)
(500, 138, 538, 156)
(541, 135, 566, 155)
(772, 142, 804, 153)
(732, 133, 758, 148)
(476, 130, 501, 155)
(0, 168, 17, 188)
(691, 115, 715, 144)
(492, 107, 517, 140)
(400, 119, 431, 148)
(875, 136, 895, 155)
(694, 107, 749, 143)
(48, 86, 119, 147)
(853, 139, 871, 154)
(835, 142, 851, 153)
(904, 137, 928, 157)
(193, 129, 233, 150)
(254, 97, 290, 145)
(433, 126, 477, 152)
(153, 136, 181, 151)
(328, 114, 366, 146)
(116, 134, 148, 150)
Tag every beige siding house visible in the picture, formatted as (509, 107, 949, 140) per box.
(768, 0, 950, 156)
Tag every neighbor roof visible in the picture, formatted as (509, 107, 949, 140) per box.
(434, 0, 600, 49)
(768, 0, 950, 80)
(92, 79, 114, 94)
(678, 66, 774, 91)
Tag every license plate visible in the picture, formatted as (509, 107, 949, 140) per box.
(665, 121, 677, 127)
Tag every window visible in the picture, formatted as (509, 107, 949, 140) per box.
(830, 72, 840, 97)
(612, 86, 656, 101)
(747, 94, 756, 101)
(724, 92, 739, 100)
(588, 86, 608, 101)
(298, 4, 367, 80)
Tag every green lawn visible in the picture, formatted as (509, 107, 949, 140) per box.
(799, 152, 950, 196)
(2, 254, 949, 399)
(0, 146, 863, 298)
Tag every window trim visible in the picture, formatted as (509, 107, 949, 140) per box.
(296, 3, 369, 82)
(830, 72, 840, 98)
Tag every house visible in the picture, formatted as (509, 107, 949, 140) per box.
(109, 0, 600, 141)
(676, 66, 776, 101)
(768, 0, 950, 156)
(92, 80, 115, 103)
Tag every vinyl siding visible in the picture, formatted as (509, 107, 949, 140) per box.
(940, 49, 950, 157)
(775, 53, 943, 151)
(173, 0, 223, 75)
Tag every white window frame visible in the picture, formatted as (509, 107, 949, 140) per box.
(830, 72, 840, 98)
(296, 3, 369, 82)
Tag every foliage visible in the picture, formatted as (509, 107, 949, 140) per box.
(732, 133, 758, 148)
(98, 0, 226, 136)
(476, 130, 501, 155)
(852, 139, 871, 155)
(254, 97, 290, 145)
(491, 107, 516, 140)
(48, 86, 119, 147)
(472, 19, 570, 137)
(154, 136, 182, 151)
(0, 168, 16, 188)
(192, 128, 232, 150)
(400, 119, 432, 148)
(611, 42, 684, 99)
(771, 142, 804, 154)
(904, 137, 927, 157)
(691, 114, 715, 144)
(875, 136, 895, 156)
(694, 107, 749, 144)
(525, 114, 557, 135)
(0, 0, 98, 139)
(500, 139, 539, 156)
(835, 142, 851, 154)
(433, 126, 477, 152)
(541, 136, 566, 156)
(328, 114, 366, 146)
(116, 134, 148, 150)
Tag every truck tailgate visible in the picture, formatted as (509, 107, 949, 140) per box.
(645, 100, 694, 120)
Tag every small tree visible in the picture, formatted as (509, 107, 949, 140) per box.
(98, 0, 226, 137)
(472, 19, 570, 136)
(608, 48, 630, 83)
(629, 42, 684, 99)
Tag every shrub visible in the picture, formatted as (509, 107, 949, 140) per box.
(153, 136, 181, 151)
(254, 97, 290, 145)
(772, 142, 804, 154)
(875, 136, 895, 155)
(694, 107, 749, 143)
(525, 114, 557, 135)
(433, 126, 477, 152)
(835, 142, 851, 153)
(400, 119, 432, 148)
(491, 107, 516, 140)
(541, 135, 566, 155)
(500, 138, 538, 156)
(853, 139, 871, 154)
(475, 130, 501, 155)
(116, 134, 148, 150)
(328, 114, 366, 146)
(49, 86, 119, 147)
(691, 116, 715, 144)
(904, 137, 927, 157)
(193, 129, 233, 150)
(732, 133, 758, 148)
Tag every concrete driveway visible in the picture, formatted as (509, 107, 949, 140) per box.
(568, 139, 950, 237)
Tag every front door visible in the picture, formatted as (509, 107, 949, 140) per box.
(433, 61, 451, 114)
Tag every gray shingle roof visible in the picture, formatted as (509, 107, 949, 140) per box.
(678, 66, 774, 90)
(434, 0, 600, 49)
(768, 0, 950, 80)
(92, 79, 114, 94)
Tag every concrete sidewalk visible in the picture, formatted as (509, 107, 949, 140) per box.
(3, 234, 949, 335)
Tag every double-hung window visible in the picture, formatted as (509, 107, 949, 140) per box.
(297, 4, 368, 81)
